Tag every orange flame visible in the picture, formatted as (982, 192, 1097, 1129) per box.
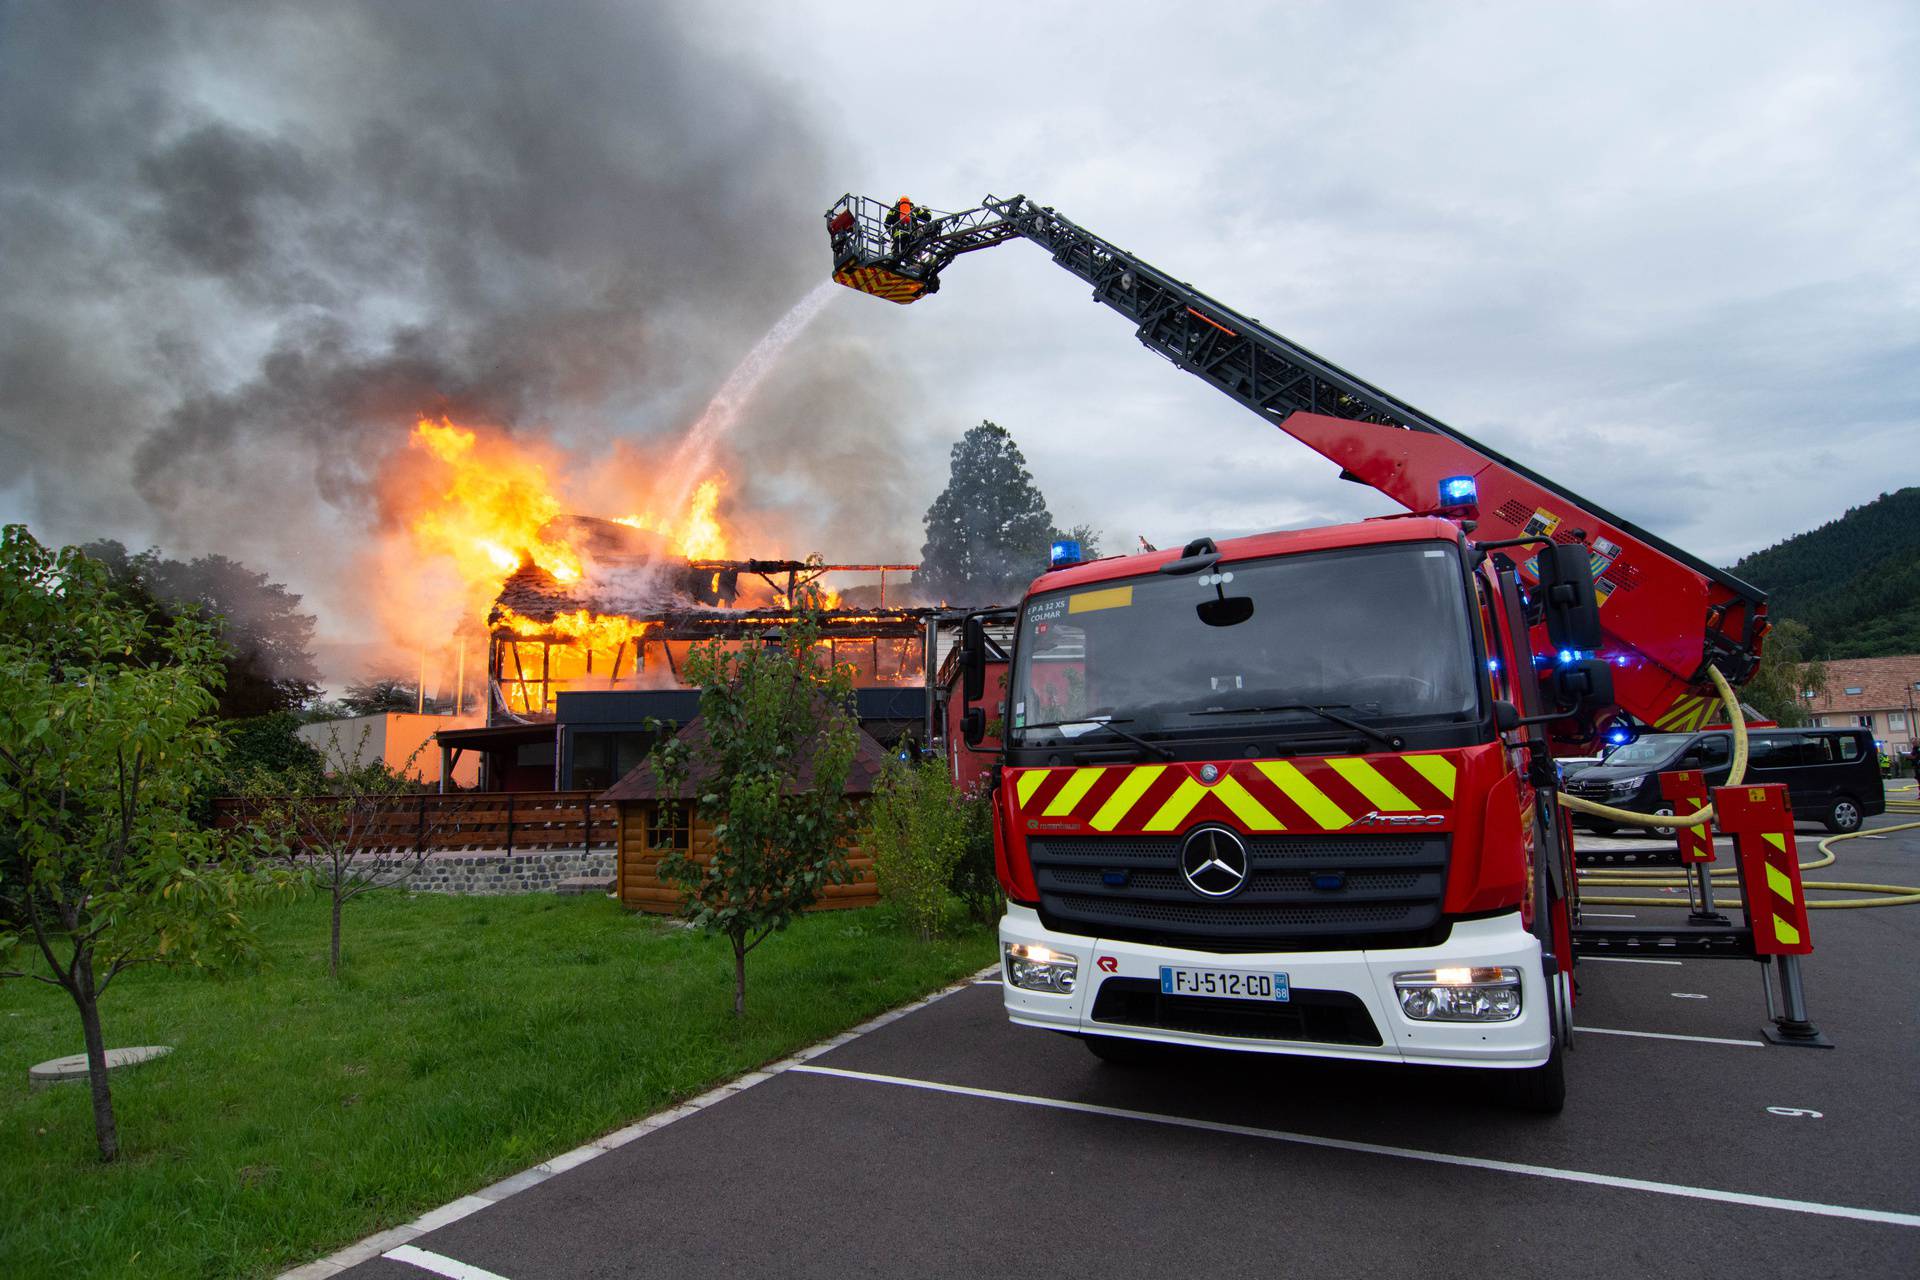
(614, 475, 730, 560)
(406, 417, 583, 584)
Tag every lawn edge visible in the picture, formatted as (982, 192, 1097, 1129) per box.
(275, 961, 1001, 1279)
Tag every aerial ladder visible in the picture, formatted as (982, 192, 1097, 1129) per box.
(824, 193, 1770, 747)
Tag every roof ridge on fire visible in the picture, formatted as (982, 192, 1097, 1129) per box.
(598, 714, 894, 802)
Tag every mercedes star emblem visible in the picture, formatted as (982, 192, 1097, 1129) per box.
(1179, 826, 1250, 898)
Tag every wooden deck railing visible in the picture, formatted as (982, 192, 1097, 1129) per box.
(212, 791, 619, 854)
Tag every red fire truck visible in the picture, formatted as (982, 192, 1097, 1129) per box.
(827, 194, 1771, 1110)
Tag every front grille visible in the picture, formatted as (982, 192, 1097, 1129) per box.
(1090, 978, 1381, 1046)
(1028, 833, 1449, 953)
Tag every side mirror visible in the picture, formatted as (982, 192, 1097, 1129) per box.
(1494, 700, 1521, 732)
(1552, 657, 1615, 713)
(960, 615, 987, 703)
(961, 707, 986, 748)
(1535, 543, 1603, 652)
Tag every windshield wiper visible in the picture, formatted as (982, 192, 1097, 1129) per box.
(1017, 717, 1175, 761)
(1189, 704, 1404, 751)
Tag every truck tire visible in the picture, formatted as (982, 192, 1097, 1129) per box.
(1505, 1036, 1566, 1114)
(1824, 796, 1864, 834)
(1082, 1034, 1163, 1067)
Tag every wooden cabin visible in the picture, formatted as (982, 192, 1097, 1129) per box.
(602, 719, 891, 914)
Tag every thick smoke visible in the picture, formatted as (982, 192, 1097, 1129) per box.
(0, 0, 913, 679)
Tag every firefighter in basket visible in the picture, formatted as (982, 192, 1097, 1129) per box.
(884, 196, 932, 260)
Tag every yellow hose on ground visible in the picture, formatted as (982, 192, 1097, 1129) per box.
(1555, 666, 1748, 829)
(1577, 820, 1920, 910)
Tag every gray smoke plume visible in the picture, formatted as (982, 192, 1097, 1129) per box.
(0, 0, 914, 676)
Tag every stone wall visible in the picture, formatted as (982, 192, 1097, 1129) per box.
(361, 847, 617, 895)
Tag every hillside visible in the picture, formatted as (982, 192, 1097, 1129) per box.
(1730, 487, 1920, 659)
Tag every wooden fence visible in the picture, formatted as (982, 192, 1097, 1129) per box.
(212, 791, 619, 854)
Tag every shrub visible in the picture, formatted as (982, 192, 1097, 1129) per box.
(865, 759, 975, 940)
(949, 782, 1003, 926)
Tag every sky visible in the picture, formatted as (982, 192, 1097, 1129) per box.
(2, 0, 1916, 672)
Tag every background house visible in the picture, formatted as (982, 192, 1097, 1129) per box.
(1805, 655, 1920, 755)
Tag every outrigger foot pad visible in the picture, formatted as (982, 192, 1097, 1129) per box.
(1761, 1020, 1834, 1049)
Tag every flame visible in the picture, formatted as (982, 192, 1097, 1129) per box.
(614, 475, 730, 560)
(407, 417, 583, 584)
(494, 606, 657, 650)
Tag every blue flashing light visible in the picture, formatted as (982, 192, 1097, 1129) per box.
(1558, 648, 1576, 665)
(1487, 658, 1501, 673)
(1438, 475, 1478, 507)
(1049, 539, 1082, 568)
(1607, 729, 1631, 745)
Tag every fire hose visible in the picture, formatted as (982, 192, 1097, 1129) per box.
(1557, 667, 1920, 909)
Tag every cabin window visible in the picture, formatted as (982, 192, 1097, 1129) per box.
(651, 801, 692, 852)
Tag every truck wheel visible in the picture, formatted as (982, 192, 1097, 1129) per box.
(1505, 1037, 1566, 1114)
(1082, 1034, 1163, 1067)
(1824, 796, 1863, 834)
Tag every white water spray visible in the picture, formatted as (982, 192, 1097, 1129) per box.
(658, 280, 839, 510)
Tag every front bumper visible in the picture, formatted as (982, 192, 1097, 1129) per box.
(998, 904, 1550, 1068)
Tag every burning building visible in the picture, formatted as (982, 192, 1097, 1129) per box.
(390, 444, 938, 790)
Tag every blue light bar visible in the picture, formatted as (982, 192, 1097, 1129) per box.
(1437, 474, 1478, 507)
(1049, 539, 1082, 568)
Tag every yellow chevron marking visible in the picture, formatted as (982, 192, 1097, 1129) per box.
(1089, 766, 1165, 832)
(1329, 758, 1417, 812)
(1015, 770, 1049, 807)
(1405, 754, 1457, 801)
(1762, 831, 1787, 852)
(1142, 777, 1207, 832)
(1254, 761, 1350, 830)
(1043, 767, 1105, 817)
(1774, 916, 1801, 947)
(1766, 862, 1795, 904)
(1212, 776, 1283, 831)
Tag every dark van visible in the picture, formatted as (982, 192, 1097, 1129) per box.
(1565, 727, 1883, 834)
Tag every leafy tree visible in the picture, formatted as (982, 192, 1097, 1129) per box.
(917, 421, 1058, 606)
(865, 759, 971, 940)
(0, 527, 290, 1161)
(1741, 617, 1828, 728)
(220, 711, 325, 783)
(241, 728, 437, 978)
(81, 540, 322, 717)
(339, 674, 431, 715)
(649, 611, 859, 1016)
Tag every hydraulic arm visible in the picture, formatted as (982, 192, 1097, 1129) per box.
(825, 193, 1768, 738)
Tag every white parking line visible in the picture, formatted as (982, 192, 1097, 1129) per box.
(385, 1244, 514, 1279)
(790, 1065, 1919, 1229)
(1578, 1026, 1762, 1048)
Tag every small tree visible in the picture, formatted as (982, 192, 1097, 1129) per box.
(339, 674, 431, 715)
(0, 527, 288, 1162)
(650, 612, 859, 1016)
(1742, 617, 1829, 727)
(865, 759, 971, 940)
(243, 728, 440, 978)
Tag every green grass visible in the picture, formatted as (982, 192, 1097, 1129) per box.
(0, 893, 995, 1278)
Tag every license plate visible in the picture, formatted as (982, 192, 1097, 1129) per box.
(1159, 965, 1290, 1002)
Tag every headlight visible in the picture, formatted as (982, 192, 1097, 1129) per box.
(1608, 775, 1645, 797)
(1005, 942, 1078, 994)
(1393, 966, 1523, 1021)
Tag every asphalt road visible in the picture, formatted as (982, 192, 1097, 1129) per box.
(335, 817, 1920, 1280)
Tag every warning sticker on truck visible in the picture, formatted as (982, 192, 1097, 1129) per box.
(1522, 507, 1562, 539)
(1068, 586, 1134, 615)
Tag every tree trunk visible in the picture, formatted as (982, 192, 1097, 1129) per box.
(329, 887, 344, 978)
(72, 959, 120, 1163)
(732, 934, 747, 1018)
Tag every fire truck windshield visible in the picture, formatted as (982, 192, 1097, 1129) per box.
(1009, 541, 1480, 745)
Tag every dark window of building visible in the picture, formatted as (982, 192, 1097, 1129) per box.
(651, 801, 692, 852)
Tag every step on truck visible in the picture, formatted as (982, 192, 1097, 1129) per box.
(826, 193, 1771, 1111)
